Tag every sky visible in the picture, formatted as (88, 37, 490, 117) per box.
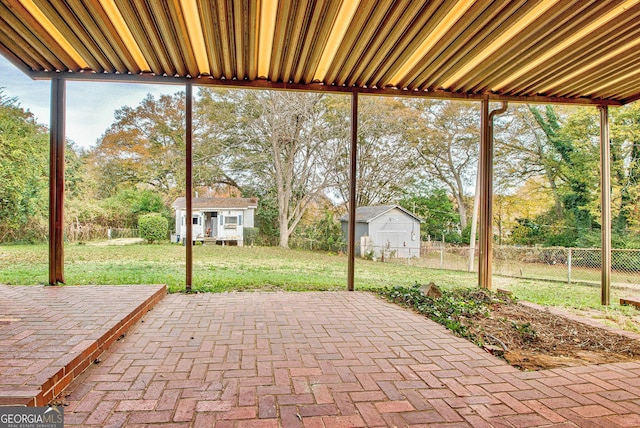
(0, 55, 183, 150)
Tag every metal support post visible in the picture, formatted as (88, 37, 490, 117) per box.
(49, 78, 65, 285)
(567, 248, 572, 284)
(478, 99, 491, 289)
(347, 91, 358, 291)
(599, 105, 611, 305)
(478, 100, 507, 290)
(186, 83, 193, 292)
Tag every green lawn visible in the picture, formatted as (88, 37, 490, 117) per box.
(1, 242, 638, 331)
(0, 243, 478, 292)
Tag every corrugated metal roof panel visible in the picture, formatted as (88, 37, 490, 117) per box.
(1, 0, 640, 104)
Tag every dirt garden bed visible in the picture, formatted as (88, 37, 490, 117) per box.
(379, 284, 640, 371)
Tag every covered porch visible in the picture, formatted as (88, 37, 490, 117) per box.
(2, 0, 640, 421)
(3, 288, 639, 426)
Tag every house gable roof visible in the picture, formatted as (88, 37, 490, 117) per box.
(340, 205, 422, 224)
(172, 197, 257, 211)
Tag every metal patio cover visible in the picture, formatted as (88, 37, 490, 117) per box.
(2, 0, 640, 105)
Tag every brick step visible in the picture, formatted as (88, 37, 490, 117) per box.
(620, 296, 640, 309)
(0, 284, 166, 406)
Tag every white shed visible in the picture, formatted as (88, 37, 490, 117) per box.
(172, 197, 258, 246)
(340, 205, 422, 258)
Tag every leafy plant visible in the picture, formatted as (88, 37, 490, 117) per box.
(399, 187, 461, 241)
(363, 249, 376, 260)
(243, 227, 259, 246)
(511, 321, 537, 342)
(378, 284, 500, 344)
(0, 90, 49, 243)
(138, 213, 168, 243)
(101, 188, 169, 229)
(296, 210, 346, 252)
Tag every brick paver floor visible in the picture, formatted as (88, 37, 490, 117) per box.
(62, 292, 640, 427)
(0, 284, 165, 406)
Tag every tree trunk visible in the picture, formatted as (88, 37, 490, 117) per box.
(468, 169, 480, 272)
(279, 215, 290, 248)
(455, 190, 468, 230)
(546, 169, 564, 220)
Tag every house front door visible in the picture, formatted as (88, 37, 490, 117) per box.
(211, 212, 218, 238)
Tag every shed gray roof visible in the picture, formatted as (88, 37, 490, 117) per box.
(340, 205, 422, 224)
(172, 197, 257, 210)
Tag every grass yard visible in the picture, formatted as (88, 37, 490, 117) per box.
(0, 243, 478, 292)
(417, 248, 640, 288)
(1, 242, 639, 331)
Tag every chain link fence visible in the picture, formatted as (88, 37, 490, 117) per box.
(492, 246, 640, 287)
(229, 234, 640, 288)
(65, 225, 139, 242)
(399, 243, 640, 288)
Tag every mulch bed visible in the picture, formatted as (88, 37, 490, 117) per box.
(463, 298, 640, 371)
(380, 284, 640, 371)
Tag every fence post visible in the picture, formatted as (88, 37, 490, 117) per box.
(440, 233, 444, 268)
(567, 248, 572, 284)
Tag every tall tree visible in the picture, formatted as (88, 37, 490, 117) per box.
(89, 93, 186, 199)
(493, 178, 554, 245)
(328, 96, 420, 206)
(227, 90, 339, 248)
(399, 187, 459, 241)
(610, 103, 640, 233)
(0, 91, 49, 242)
(194, 88, 244, 191)
(496, 105, 602, 246)
(494, 105, 564, 219)
(404, 100, 480, 230)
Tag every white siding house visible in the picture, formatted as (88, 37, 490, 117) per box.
(172, 197, 257, 246)
(340, 205, 422, 258)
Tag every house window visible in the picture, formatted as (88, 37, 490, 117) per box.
(220, 216, 223, 226)
(238, 215, 243, 226)
(192, 217, 199, 225)
(224, 216, 238, 228)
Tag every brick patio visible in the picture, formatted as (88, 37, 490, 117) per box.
(0, 284, 166, 406)
(57, 291, 640, 427)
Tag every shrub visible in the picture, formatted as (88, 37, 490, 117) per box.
(244, 227, 259, 246)
(296, 210, 346, 252)
(363, 249, 376, 261)
(138, 213, 168, 243)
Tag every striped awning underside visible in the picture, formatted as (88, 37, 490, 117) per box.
(1, 0, 640, 105)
